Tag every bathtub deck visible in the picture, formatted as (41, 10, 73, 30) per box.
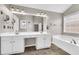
(15, 44, 69, 55)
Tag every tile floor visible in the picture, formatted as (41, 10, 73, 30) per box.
(15, 44, 70, 55)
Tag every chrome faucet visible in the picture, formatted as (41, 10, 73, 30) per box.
(15, 30, 19, 34)
(72, 39, 76, 44)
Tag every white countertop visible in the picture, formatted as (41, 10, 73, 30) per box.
(53, 35, 74, 39)
(0, 32, 48, 36)
(53, 35, 79, 39)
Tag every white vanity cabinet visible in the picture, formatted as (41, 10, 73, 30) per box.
(44, 35, 51, 48)
(1, 36, 24, 55)
(12, 36, 24, 54)
(36, 34, 51, 49)
(1, 36, 13, 54)
(36, 36, 45, 49)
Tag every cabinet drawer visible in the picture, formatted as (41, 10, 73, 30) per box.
(12, 36, 24, 53)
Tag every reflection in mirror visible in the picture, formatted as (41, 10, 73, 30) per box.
(0, 11, 3, 14)
(3, 25, 6, 29)
(34, 24, 39, 32)
(4, 15, 10, 21)
(6, 15, 9, 21)
(42, 25, 43, 31)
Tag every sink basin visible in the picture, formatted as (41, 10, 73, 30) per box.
(15, 32, 19, 35)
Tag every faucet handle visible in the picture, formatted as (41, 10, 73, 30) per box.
(72, 39, 76, 44)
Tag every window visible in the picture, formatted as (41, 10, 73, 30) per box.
(64, 11, 79, 33)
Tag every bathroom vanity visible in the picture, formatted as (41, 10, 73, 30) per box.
(0, 32, 51, 55)
(0, 33, 24, 54)
(0, 5, 51, 55)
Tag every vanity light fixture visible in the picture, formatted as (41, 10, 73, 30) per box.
(16, 8, 20, 12)
(36, 12, 47, 16)
(10, 6, 25, 13)
(10, 7, 15, 11)
(21, 9, 25, 13)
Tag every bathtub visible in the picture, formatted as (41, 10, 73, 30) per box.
(52, 35, 79, 55)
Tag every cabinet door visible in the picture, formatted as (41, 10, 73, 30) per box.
(36, 35, 51, 49)
(1, 36, 13, 54)
(13, 36, 24, 53)
(36, 36, 45, 49)
(44, 35, 51, 48)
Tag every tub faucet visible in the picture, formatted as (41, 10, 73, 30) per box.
(72, 39, 76, 44)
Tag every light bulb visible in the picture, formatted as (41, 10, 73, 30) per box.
(16, 8, 19, 12)
(21, 10, 24, 13)
(10, 7, 15, 11)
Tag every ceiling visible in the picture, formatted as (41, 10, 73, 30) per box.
(16, 4, 72, 13)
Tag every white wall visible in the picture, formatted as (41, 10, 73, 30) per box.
(6, 4, 63, 35)
(0, 5, 19, 33)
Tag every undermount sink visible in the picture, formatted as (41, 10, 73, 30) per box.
(15, 32, 19, 35)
